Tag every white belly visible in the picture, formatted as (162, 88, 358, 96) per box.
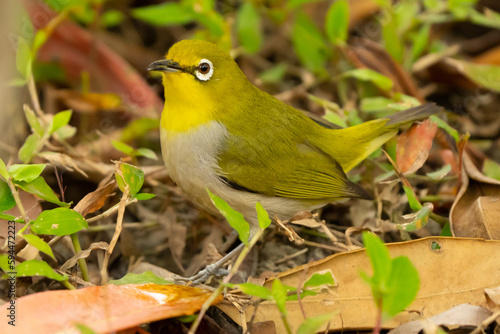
(160, 121, 323, 230)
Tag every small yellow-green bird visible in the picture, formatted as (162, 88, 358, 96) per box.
(149, 39, 439, 233)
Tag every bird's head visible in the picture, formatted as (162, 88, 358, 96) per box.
(149, 40, 251, 132)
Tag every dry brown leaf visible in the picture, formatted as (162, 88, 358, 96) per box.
(396, 118, 438, 174)
(0, 283, 222, 333)
(60, 241, 109, 272)
(74, 177, 116, 217)
(389, 304, 492, 334)
(218, 237, 500, 332)
(450, 153, 500, 239)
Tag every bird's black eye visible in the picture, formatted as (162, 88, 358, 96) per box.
(198, 62, 210, 74)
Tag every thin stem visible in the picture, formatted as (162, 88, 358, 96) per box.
(70, 233, 90, 282)
(60, 279, 76, 290)
(100, 186, 129, 284)
(6, 178, 30, 226)
(429, 212, 449, 226)
(189, 229, 265, 334)
(372, 308, 382, 334)
(27, 75, 43, 118)
(87, 198, 137, 224)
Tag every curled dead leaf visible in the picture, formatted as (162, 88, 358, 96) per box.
(396, 118, 438, 175)
(450, 152, 500, 239)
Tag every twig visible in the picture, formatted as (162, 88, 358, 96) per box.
(100, 184, 129, 284)
(87, 197, 138, 224)
(188, 228, 266, 334)
(469, 310, 500, 334)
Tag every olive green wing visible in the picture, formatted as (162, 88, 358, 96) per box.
(217, 134, 370, 201)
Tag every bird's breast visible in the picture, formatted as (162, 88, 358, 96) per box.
(160, 121, 228, 212)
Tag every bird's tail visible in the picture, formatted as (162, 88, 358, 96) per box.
(317, 103, 442, 172)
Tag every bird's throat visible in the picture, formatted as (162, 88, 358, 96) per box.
(160, 74, 215, 133)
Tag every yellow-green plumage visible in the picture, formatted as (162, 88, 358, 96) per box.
(149, 40, 440, 229)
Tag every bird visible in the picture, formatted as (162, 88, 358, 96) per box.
(148, 40, 440, 279)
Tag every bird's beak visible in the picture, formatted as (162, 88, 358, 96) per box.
(147, 59, 183, 73)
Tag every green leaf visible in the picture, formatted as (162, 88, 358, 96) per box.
(296, 312, 337, 334)
(75, 324, 98, 334)
(136, 148, 158, 160)
(292, 13, 329, 73)
(287, 0, 322, 10)
(115, 163, 144, 197)
(483, 159, 500, 181)
(342, 68, 393, 91)
(409, 23, 431, 65)
(456, 61, 500, 92)
(8, 164, 46, 183)
(403, 185, 422, 211)
(31, 207, 87, 236)
(396, 202, 433, 231)
(32, 29, 48, 55)
(207, 189, 250, 245)
(132, 3, 194, 26)
(271, 279, 288, 314)
(15, 176, 69, 207)
(362, 232, 391, 288)
(325, 0, 349, 46)
(111, 140, 134, 155)
(18, 132, 42, 163)
(54, 124, 77, 141)
(134, 193, 156, 201)
(383, 256, 419, 317)
(360, 97, 395, 114)
(16, 38, 32, 79)
(470, 8, 500, 29)
(120, 118, 159, 142)
(448, 0, 477, 19)
(24, 105, 44, 137)
(226, 282, 272, 300)
(304, 271, 335, 288)
(426, 164, 452, 180)
(0, 213, 17, 221)
(0, 254, 12, 273)
(430, 115, 459, 143)
(259, 64, 287, 84)
(22, 234, 55, 260)
(0, 158, 10, 181)
(50, 110, 72, 134)
(381, 17, 404, 63)
(440, 222, 452, 237)
(109, 271, 172, 285)
(16, 259, 67, 281)
(101, 10, 124, 27)
(256, 202, 271, 229)
(0, 180, 15, 212)
(237, 1, 262, 54)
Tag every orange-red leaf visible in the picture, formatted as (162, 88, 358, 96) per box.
(396, 118, 438, 174)
(0, 284, 222, 333)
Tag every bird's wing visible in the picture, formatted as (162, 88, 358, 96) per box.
(217, 129, 370, 201)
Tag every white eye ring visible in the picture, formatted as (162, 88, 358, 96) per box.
(195, 59, 214, 81)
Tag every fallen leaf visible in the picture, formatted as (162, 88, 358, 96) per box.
(396, 118, 438, 174)
(388, 304, 492, 334)
(218, 237, 500, 332)
(74, 174, 116, 217)
(450, 152, 500, 239)
(60, 241, 109, 273)
(0, 283, 222, 333)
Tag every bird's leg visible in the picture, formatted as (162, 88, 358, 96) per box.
(174, 243, 245, 285)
